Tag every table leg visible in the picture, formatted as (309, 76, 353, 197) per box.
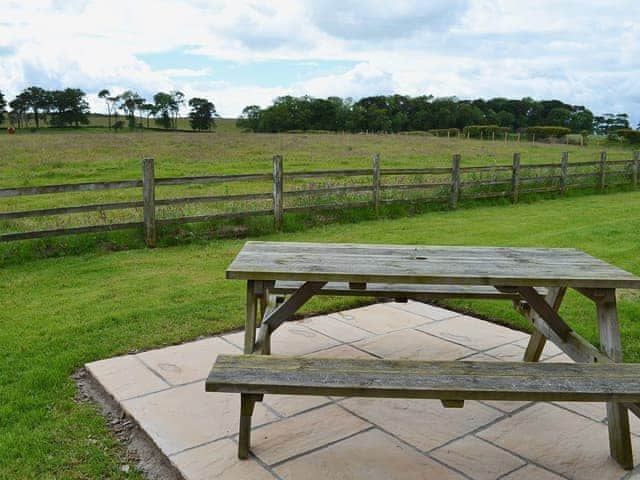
(243, 280, 259, 354)
(523, 287, 566, 362)
(596, 288, 633, 469)
(238, 280, 263, 459)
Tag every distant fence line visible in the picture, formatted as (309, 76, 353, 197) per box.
(1, 150, 639, 247)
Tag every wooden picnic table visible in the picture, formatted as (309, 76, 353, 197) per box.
(212, 241, 640, 467)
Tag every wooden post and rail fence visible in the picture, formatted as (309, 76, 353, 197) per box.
(1, 150, 639, 247)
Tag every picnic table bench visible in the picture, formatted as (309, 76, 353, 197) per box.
(206, 241, 640, 469)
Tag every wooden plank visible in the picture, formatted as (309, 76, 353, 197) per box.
(244, 280, 259, 354)
(380, 183, 450, 192)
(142, 158, 156, 248)
(226, 242, 640, 289)
(262, 281, 326, 333)
(560, 152, 569, 195)
(0, 221, 143, 242)
(381, 167, 452, 175)
(0, 200, 144, 220)
(460, 165, 513, 173)
(449, 154, 461, 209)
(372, 153, 381, 216)
(511, 153, 521, 203)
(272, 155, 284, 231)
(284, 169, 372, 178)
(600, 151, 607, 192)
(283, 186, 372, 197)
(514, 287, 571, 341)
(156, 192, 272, 206)
(271, 281, 548, 300)
(206, 355, 640, 402)
(523, 287, 566, 362)
(596, 289, 633, 469)
(238, 393, 261, 459)
(155, 173, 271, 186)
(155, 209, 273, 226)
(520, 163, 561, 169)
(0, 179, 141, 198)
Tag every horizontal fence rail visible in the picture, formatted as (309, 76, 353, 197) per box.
(1, 150, 639, 246)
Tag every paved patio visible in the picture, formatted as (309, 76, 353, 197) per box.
(86, 301, 640, 479)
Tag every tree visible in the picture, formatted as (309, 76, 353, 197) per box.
(49, 88, 90, 127)
(118, 91, 144, 129)
(188, 97, 216, 131)
(140, 103, 157, 128)
(236, 105, 262, 131)
(9, 96, 29, 128)
(170, 90, 185, 128)
(0, 90, 6, 124)
(98, 89, 114, 129)
(153, 92, 174, 129)
(16, 86, 49, 128)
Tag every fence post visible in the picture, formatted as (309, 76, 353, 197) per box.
(633, 151, 639, 188)
(142, 157, 156, 248)
(560, 151, 569, 195)
(450, 154, 461, 209)
(372, 153, 381, 216)
(511, 153, 521, 203)
(273, 155, 284, 231)
(599, 151, 607, 192)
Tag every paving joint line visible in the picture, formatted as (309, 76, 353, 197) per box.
(334, 401, 475, 479)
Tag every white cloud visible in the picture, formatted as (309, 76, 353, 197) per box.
(0, 0, 638, 124)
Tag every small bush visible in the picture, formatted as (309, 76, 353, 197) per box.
(523, 126, 571, 139)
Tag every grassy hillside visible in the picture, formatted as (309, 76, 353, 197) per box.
(1, 190, 639, 477)
(0, 129, 631, 187)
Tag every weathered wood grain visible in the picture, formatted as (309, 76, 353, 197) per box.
(271, 281, 548, 300)
(0, 200, 144, 220)
(0, 179, 141, 198)
(207, 355, 640, 402)
(142, 158, 156, 248)
(273, 155, 284, 231)
(511, 153, 521, 203)
(596, 289, 633, 469)
(0, 221, 143, 242)
(226, 242, 640, 289)
(449, 154, 461, 209)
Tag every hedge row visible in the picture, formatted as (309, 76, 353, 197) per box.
(523, 126, 571, 138)
(614, 129, 640, 144)
(428, 128, 460, 136)
(462, 125, 509, 137)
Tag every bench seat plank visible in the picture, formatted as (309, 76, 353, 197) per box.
(271, 281, 547, 300)
(206, 355, 640, 403)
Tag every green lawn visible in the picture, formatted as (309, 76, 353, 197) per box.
(1, 190, 640, 477)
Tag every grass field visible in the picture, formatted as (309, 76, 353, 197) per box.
(1, 129, 635, 246)
(1, 190, 640, 477)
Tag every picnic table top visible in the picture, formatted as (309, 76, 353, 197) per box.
(226, 241, 640, 289)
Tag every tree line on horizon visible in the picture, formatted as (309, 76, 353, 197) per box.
(0, 87, 635, 136)
(237, 94, 634, 136)
(0, 87, 217, 131)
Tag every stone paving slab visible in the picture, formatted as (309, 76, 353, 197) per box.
(85, 301, 640, 479)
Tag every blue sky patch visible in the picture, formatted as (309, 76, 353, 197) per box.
(138, 50, 357, 87)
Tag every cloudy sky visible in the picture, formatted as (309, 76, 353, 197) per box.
(1, 0, 639, 123)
